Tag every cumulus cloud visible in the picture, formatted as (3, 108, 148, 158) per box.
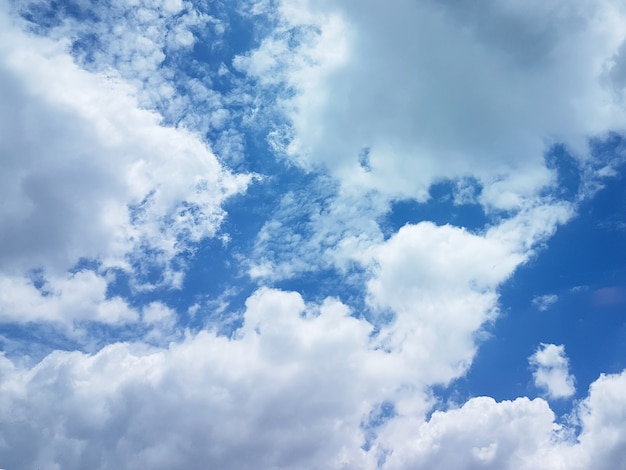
(375, 370, 626, 470)
(530, 343, 576, 400)
(0, 289, 386, 469)
(238, 0, 621, 284)
(378, 396, 562, 470)
(239, 0, 626, 209)
(365, 221, 524, 386)
(575, 370, 626, 469)
(0, 289, 624, 469)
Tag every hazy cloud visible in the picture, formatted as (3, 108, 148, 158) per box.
(533, 294, 559, 311)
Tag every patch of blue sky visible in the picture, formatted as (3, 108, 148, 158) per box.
(360, 401, 396, 468)
(545, 144, 583, 202)
(383, 138, 616, 243)
(196, 1, 261, 58)
(239, 178, 380, 298)
(361, 400, 396, 452)
(27, 267, 48, 292)
(171, 9, 259, 88)
(105, 160, 333, 335)
(215, 157, 374, 321)
(70, 32, 101, 65)
(0, 322, 84, 362)
(444, 158, 626, 414)
(274, 268, 367, 310)
(383, 179, 489, 238)
(99, 241, 248, 334)
(165, 238, 255, 333)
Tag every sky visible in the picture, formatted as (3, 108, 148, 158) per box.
(1, 0, 626, 468)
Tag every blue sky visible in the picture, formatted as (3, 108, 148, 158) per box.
(1, 0, 626, 468)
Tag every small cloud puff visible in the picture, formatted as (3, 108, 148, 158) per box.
(529, 343, 576, 400)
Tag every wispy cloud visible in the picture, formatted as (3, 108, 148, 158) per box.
(533, 294, 559, 311)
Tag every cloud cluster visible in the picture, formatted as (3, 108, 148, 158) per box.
(0, 289, 625, 469)
(237, 0, 626, 285)
(376, 369, 626, 470)
(366, 222, 523, 385)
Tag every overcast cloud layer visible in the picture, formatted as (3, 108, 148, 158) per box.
(1, 0, 626, 469)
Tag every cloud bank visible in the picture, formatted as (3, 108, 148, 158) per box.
(1, 290, 626, 469)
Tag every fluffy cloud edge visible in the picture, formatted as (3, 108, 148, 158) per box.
(529, 343, 576, 400)
(0, 287, 624, 469)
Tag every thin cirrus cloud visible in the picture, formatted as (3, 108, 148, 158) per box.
(0, 0, 626, 469)
(533, 294, 559, 311)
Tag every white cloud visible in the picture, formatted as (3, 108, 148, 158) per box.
(575, 370, 626, 469)
(365, 221, 523, 386)
(141, 302, 179, 344)
(530, 343, 576, 400)
(0, 288, 389, 469)
(362, 201, 569, 377)
(379, 396, 562, 470)
(142, 302, 176, 326)
(533, 294, 559, 311)
(0, 288, 624, 469)
(0, 271, 138, 325)
(239, 0, 626, 210)
(0, 3, 251, 293)
(374, 371, 626, 469)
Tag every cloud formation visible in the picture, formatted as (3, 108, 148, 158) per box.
(1, 0, 626, 469)
(240, 0, 626, 209)
(0, 290, 625, 469)
(529, 343, 576, 399)
(0, 2, 250, 330)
